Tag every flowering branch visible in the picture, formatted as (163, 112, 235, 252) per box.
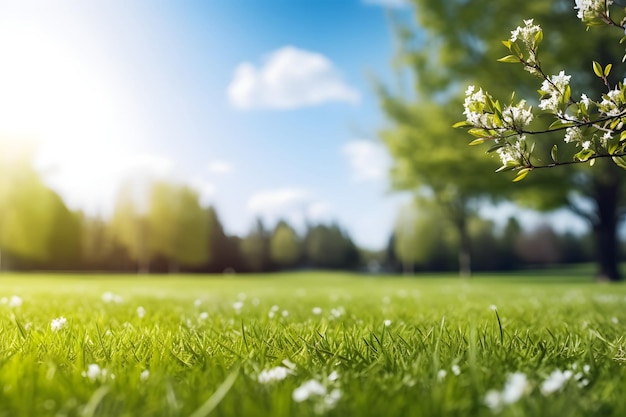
(455, 0, 626, 181)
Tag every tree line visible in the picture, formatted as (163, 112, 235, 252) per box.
(0, 146, 360, 273)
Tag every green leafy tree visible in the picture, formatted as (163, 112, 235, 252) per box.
(387, 0, 626, 280)
(270, 221, 301, 269)
(304, 224, 359, 270)
(110, 183, 151, 273)
(148, 182, 210, 272)
(241, 218, 271, 272)
(0, 144, 58, 269)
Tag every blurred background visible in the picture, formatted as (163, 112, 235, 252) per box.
(0, 0, 623, 278)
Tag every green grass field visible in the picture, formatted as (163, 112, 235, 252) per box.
(0, 270, 625, 417)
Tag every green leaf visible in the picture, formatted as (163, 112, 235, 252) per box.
(486, 143, 505, 153)
(563, 85, 571, 103)
(495, 165, 516, 173)
(604, 63, 613, 77)
(510, 42, 522, 58)
(497, 55, 521, 63)
(468, 138, 485, 146)
(501, 40, 512, 50)
(548, 120, 574, 129)
(452, 120, 472, 128)
(613, 156, 626, 170)
(512, 168, 531, 182)
(574, 149, 595, 162)
(593, 61, 603, 78)
(468, 128, 490, 138)
(534, 29, 543, 45)
(551, 144, 558, 162)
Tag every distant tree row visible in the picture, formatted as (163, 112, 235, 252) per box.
(0, 147, 361, 273)
(384, 201, 597, 274)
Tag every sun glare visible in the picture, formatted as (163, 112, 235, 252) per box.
(0, 21, 144, 215)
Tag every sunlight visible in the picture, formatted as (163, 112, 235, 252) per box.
(0, 21, 141, 215)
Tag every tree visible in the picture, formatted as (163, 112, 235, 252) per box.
(241, 218, 271, 272)
(304, 223, 359, 270)
(110, 183, 151, 273)
(270, 221, 301, 269)
(0, 143, 58, 269)
(387, 0, 626, 280)
(148, 182, 210, 271)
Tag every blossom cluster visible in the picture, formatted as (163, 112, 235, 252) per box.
(575, 0, 612, 21)
(538, 71, 572, 114)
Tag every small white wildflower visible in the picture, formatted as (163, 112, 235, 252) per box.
(485, 389, 502, 410)
(328, 371, 339, 382)
(258, 366, 291, 384)
(101, 292, 122, 304)
(9, 295, 22, 308)
(489, 304, 498, 311)
(580, 93, 591, 108)
(383, 319, 392, 327)
(268, 311, 275, 319)
(140, 370, 150, 381)
(325, 388, 342, 407)
(501, 372, 528, 404)
(437, 369, 447, 381)
(136, 306, 146, 319)
(233, 301, 244, 312)
(312, 307, 322, 315)
(583, 364, 591, 373)
(292, 379, 327, 402)
(564, 127, 583, 144)
(199, 312, 209, 320)
(50, 317, 68, 332)
(612, 316, 619, 324)
(541, 369, 573, 395)
(582, 141, 591, 150)
(281, 310, 289, 317)
(452, 364, 461, 376)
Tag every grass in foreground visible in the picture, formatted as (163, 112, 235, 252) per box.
(0, 271, 625, 417)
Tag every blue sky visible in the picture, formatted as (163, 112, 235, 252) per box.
(0, 0, 417, 250)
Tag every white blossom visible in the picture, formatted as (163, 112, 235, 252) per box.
(564, 127, 583, 144)
(9, 295, 22, 308)
(258, 366, 292, 384)
(575, 0, 612, 21)
(101, 292, 123, 304)
(82, 363, 114, 381)
(502, 100, 534, 128)
(293, 379, 327, 402)
(541, 369, 573, 395)
(452, 364, 461, 376)
(485, 372, 529, 410)
(539, 71, 572, 113)
(140, 369, 150, 381)
(50, 317, 68, 332)
(136, 306, 146, 319)
(510, 19, 541, 49)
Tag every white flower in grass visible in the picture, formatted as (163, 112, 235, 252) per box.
(281, 310, 289, 317)
(101, 291, 122, 304)
(437, 369, 447, 381)
(324, 388, 342, 407)
(233, 301, 244, 312)
(82, 363, 114, 381)
(9, 295, 22, 308)
(258, 366, 292, 384)
(452, 364, 461, 376)
(293, 379, 327, 402)
(489, 304, 498, 311)
(50, 317, 68, 332)
(312, 307, 322, 315)
(485, 372, 528, 410)
(383, 319, 392, 327)
(541, 369, 573, 395)
(140, 369, 150, 381)
(194, 299, 202, 307)
(328, 371, 339, 382)
(611, 316, 619, 324)
(199, 312, 209, 320)
(136, 306, 146, 319)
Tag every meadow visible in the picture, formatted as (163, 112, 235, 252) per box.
(0, 270, 625, 417)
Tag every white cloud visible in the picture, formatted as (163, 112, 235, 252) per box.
(247, 187, 333, 229)
(206, 160, 233, 175)
(342, 140, 391, 182)
(190, 177, 217, 206)
(227, 46, 360, 110)
(363, 0, 408, 8)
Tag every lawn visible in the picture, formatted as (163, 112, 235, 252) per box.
(0, 270, 625, 417)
